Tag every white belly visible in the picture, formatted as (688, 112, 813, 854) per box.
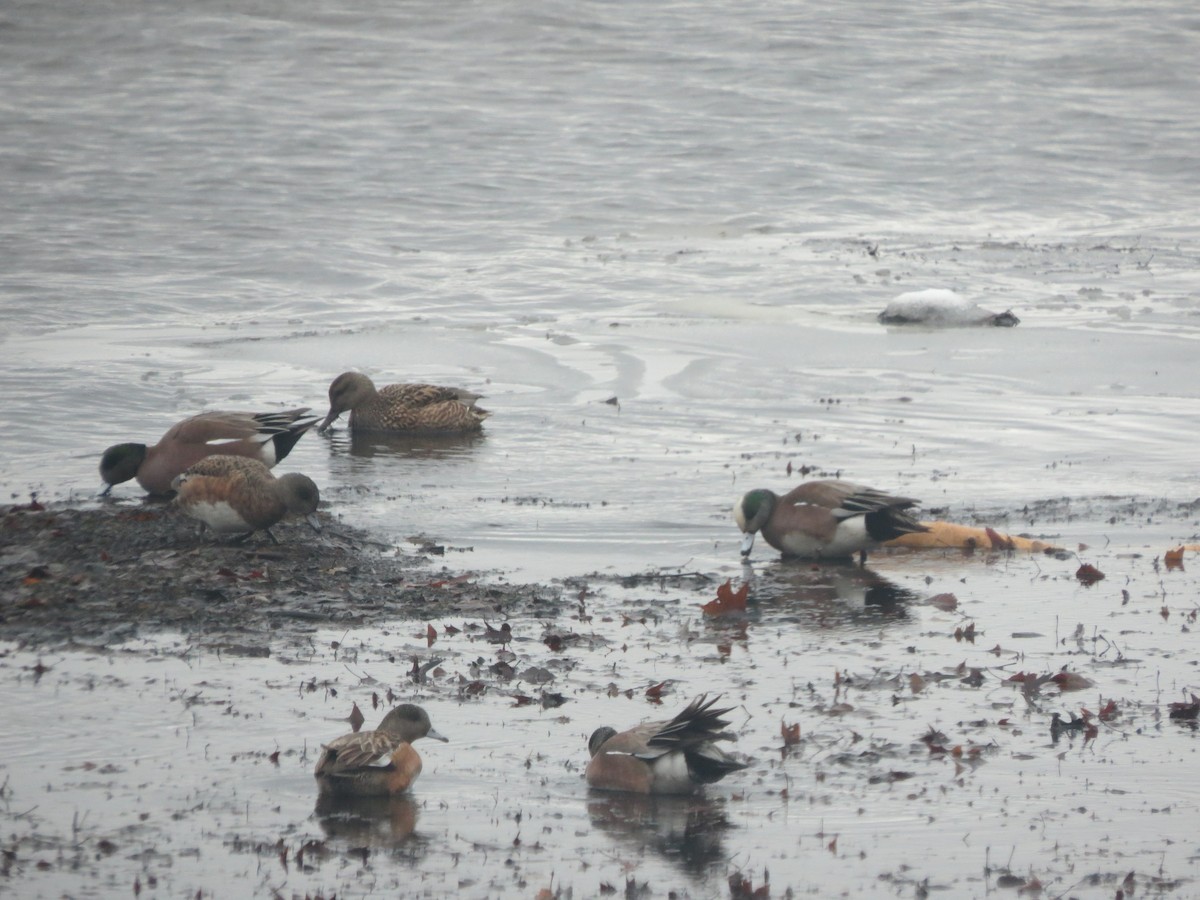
(777, 517, 871, 559)
(187, 501, 252, 534)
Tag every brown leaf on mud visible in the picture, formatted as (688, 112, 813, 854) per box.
(985, 527, 1015, 551)
(443, 623, 461, 635)
(1168, 694, 1200, 720)
(485, 621, 512, 644)
(511, 693, 534, 707)
(960, 668, 985, 687)
(540, 691, 568, 709)
(1164, 546, 1185, 569)
(22, 565, 50, 585)
(729, 872, 770, 899)
(1160, 605, 1170, 621)
(1075, 563, 1105, 585)
(645, 681, 669, 703)
(1051, 671, 1093, 692)
(1017, 874, 1043, 895)
(348, 702, 365, 733)
(426, 624, 437, 647)
(954, 622, 976, 643)
(927, 592, 958, 611)
(702, 579, 749, 616)
(269, 750, 280, 766)
(909, 672, 926, 694)
(781, 720, 801, 746)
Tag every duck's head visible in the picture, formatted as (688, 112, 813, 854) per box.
(99, 442, 148, 492)
(733, 489, 777, 556)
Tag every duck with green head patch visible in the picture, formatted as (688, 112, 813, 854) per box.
(734, 479, 928, 561)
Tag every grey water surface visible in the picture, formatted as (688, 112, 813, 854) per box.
(2, 1, 1200, 897)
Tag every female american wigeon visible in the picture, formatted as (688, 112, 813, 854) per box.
(318, 372, 489, 434)
(171, 455, 320, 542)
(586, 695, 747, 795)
(315, 704, 449, 797)
(734, 479, 928, 561)
(100, 408, 318, 495)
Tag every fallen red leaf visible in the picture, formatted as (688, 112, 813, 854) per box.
(348, 702, 365, 733)
(781, 720, 801, 746)
(426, 624, 437, 647)
(1164, 547, 1185, 570)
(1075, 563, 1105, 585)
(645, 681, 669, 702)
(702, 579, 749, 616)
(1169, 694, 1200, 720)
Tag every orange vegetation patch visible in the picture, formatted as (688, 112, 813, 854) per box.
(886, 520, 1061, 553)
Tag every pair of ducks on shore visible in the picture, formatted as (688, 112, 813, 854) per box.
(100, 372, 927, 557)
(317, 694, 745, 799)
(98, 372, 490, 542)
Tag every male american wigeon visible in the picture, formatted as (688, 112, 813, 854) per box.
(100, 408, 318, 495)
(318, 372, 489, 434)
(171, 455, 320, 542)
(314, 704, 449, 797)
(733, 479, 928, 561)
(586, 695, 748, 795)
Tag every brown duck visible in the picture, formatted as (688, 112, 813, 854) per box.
(318, 372, 489, 434)
(171, 455, 320, 542)
(315, 704, 448, 797)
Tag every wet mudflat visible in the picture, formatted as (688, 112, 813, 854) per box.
(2, 499, 1199, 899)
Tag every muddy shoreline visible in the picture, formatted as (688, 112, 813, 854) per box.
(0, 500, 557, 650)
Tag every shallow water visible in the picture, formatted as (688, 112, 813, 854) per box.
(3, 541, 1199, 898)
(2, 0, 1200, 896)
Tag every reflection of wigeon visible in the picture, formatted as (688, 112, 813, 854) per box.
(734, 480, 927, 560)
(100, 408, 317, 495)
(586, 695, 747, 795)
(171, 456, 320, 542)
(315, 705, 449, 797)
(319, 372, 489, 434)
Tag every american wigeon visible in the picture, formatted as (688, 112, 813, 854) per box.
(318, 372, 489, 434)
(100, 408, 318, 495)
(171, 455, 320, 542)
(586, 695, 747, 795)
(315, 704, 449, 797)
(315, 745, 426, 799)
(733, 479, 928, 561)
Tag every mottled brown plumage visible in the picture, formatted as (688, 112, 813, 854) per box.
(315, 744, 426, 798)
(171, 455, 320, 540)
(100, 408, 318, 495)
(314, 704, 448, 786)
(318, 372, 489, 434)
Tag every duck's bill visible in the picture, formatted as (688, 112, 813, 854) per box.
(427, 727, 450, 743)
(739, 532, 756, 556)
(316, 410, 340, 434)
(305, 513, 322, 533)
(99, 484, 113, 497)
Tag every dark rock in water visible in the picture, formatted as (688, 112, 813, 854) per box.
(878, 289, 1020, 327)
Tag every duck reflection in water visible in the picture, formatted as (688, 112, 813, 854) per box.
(587, 793, 734, 877)
(313, 789, 422, 849)
(742, 558, 917, 628)
(339, 429, 487, 460)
